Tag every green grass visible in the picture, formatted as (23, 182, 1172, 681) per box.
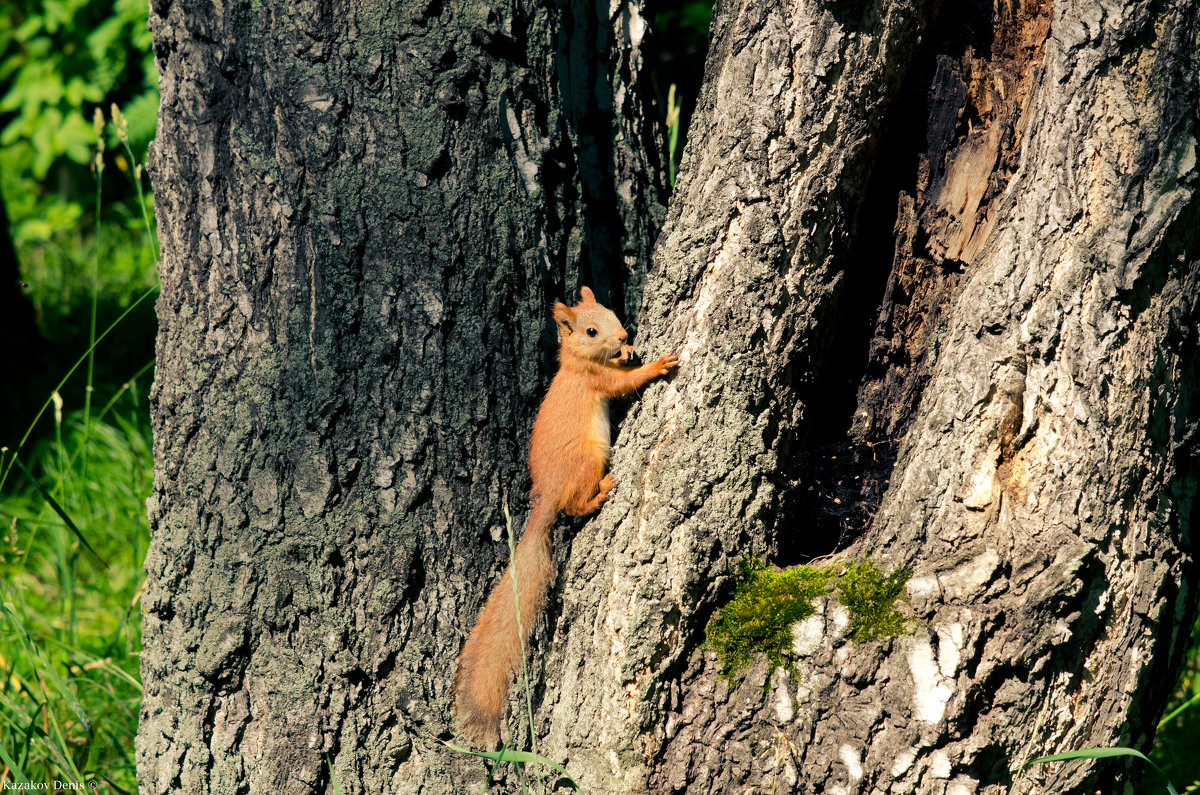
(1154, 617, 1200, 792)
(0, 399, 151, 792)
(1, 102, 156, 792)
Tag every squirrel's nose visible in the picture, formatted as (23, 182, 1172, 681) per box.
(618, 331, 628, 343)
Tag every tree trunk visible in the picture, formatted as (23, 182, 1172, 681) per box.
(135, 0, 662, 791)
(635, 0, 1199, 793)
(0, 188, 44, 447)
(532, 0, 941, 786)
(139, 0, 1200, 790)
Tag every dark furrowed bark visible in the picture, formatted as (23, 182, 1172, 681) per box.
(136, 0, 662, 791)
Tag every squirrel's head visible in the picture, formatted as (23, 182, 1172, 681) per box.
(553, 286, 628, 361)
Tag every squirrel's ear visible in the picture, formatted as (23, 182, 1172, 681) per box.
(579, 286, 596, 304)
(553, 301, 574, 334)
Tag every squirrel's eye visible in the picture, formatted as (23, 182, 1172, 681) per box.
(586, 328, 598, 337)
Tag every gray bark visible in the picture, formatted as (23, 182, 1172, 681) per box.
(535, 0, 942, 786)
(138, 0, 1200, 789)
(135, 0, 662, 791)
(640, 0, 1200, 793)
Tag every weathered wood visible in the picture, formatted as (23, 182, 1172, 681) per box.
(136, 0, 662, 791)
(531, 0, 941, 788)
(652, 0, 1200, 792)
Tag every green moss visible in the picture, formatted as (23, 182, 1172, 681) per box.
(706, 557, 912, 682)
(706, 560, 835, 679)
(837, 557, 913, 643)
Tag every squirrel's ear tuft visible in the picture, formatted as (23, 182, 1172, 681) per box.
(579, 286, 596, 304)
(553, 301, 574, 333)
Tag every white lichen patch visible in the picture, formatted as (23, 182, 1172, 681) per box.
(941, 548, 1001, 601)
(622, 0, 646, 48)
(891, 747, 917, 777)
(794, 678, 813, 704)
(906, 574, 940, 600)
(828, 603, 851, 639)
(792, 613, 824, 657)
(302, 88, 334, 112)
(909, 634, 953, 724)
(947, 776, 978, 795)
(937, 622, 964, 676)
(772, 668, 795, 723)
(839, 745, 863, 781)
(503, 104, 541, 198)
(962, 443, 999, 510)
(929, 749, 951, 778)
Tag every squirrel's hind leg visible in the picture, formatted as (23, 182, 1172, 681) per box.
(563, 473, 615, 516)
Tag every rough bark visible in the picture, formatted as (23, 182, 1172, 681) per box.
(139, 0, 1200, 789)
(648, 0, 1200, 793)
(535, 0, 942, 788)
(135, 0, 662, 791)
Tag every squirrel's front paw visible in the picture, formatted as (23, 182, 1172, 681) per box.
(612, 344, 637, 366)
(653, 354, 680, 375)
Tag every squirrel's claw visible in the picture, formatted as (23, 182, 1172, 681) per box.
(612, 344, 637, 366)
(654, 354, 680, 375)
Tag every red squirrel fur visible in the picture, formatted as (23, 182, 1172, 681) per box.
(452, 286, 678, 746)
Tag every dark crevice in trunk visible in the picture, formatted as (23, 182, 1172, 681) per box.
(775, 0, 1050, 567)
(556, 0, 669, 327)
(772, 3, 954, 565)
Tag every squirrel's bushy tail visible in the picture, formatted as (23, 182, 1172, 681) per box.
(452, 498, 558, 746)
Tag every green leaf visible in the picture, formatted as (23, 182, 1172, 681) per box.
(86, 16, 125, 61)
(55, 112, 95, 165)
(16, 217, 55, 241)
(15, 15, 44, 42)
(122, 89, 161, 146)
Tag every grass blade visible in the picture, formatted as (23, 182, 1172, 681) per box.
(326, 754, 341, 795)
(1022, 746, 1179, 795)
(442, 741, 580, 792)
(1158, 692, 1200, 729)
(0, 283, 157, 494)
(504, 501, 542, 793)
(0, 742, 33, 786)
(11, 456, 108, 568)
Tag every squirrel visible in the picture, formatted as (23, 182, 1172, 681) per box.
(452, 286, 679, 746)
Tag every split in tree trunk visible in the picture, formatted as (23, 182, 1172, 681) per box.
(138, 0, 1200, 791)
